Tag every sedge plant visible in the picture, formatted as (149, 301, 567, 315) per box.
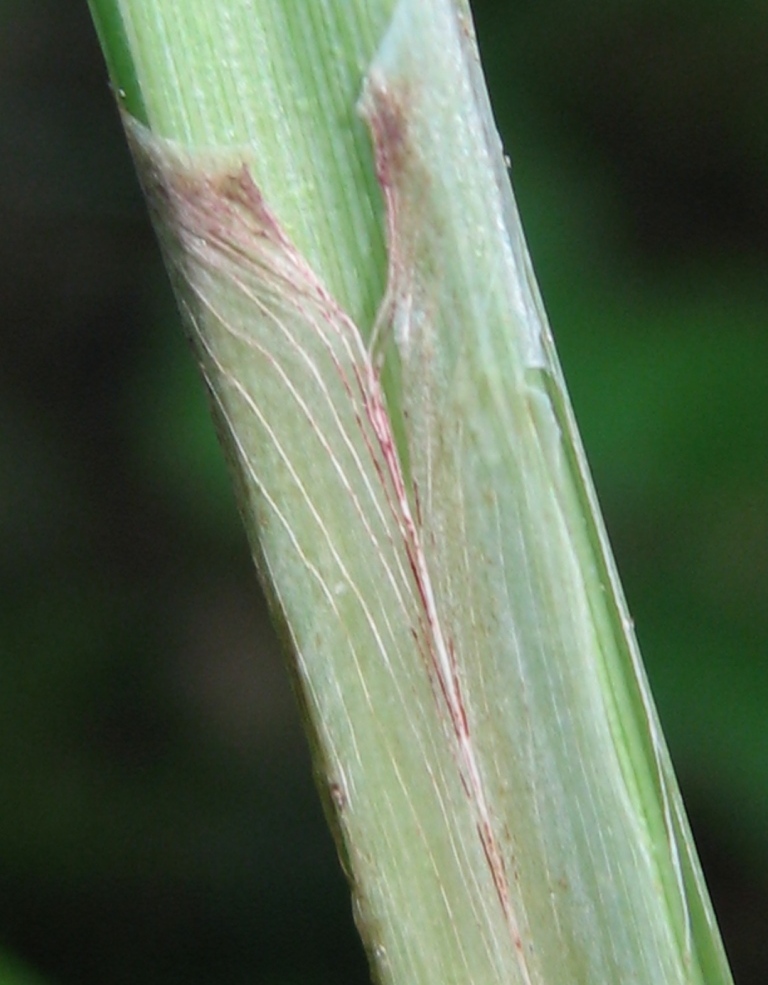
(85, 1, 735, 983)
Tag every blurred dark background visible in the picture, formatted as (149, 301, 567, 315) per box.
(1, 1, 766, 983)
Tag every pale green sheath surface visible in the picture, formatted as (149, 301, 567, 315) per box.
(92, 0, 734, 982)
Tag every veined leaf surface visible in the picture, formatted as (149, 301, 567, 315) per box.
(110, 1, 734, 983)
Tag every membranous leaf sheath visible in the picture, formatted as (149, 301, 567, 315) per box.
(115, 0, 733, 983)
(126, 120, 522, 985)
(361, 2, 732, 983)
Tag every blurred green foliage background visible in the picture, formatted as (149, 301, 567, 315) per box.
(1, 1, 766, 983)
